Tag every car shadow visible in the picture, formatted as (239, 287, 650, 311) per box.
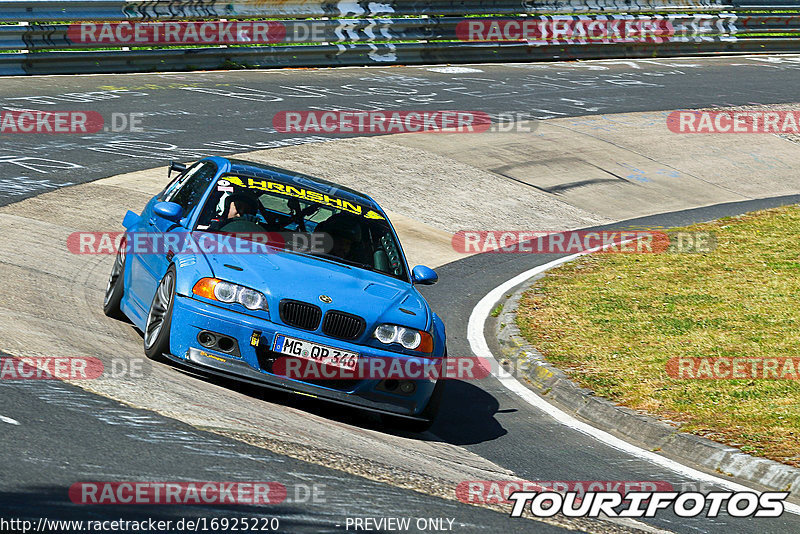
(168, 364, 506, 445)
(425, 379, 507, 445)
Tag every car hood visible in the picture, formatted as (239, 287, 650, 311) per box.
(200, 241, 430, 332)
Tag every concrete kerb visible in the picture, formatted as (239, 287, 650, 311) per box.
(494, 274, 800, 502)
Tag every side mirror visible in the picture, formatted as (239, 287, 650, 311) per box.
(412, 265, 438, 285)
(168, 161, 187, 179)
(153, 201, 183, 223)
(122, 210, 141, 229)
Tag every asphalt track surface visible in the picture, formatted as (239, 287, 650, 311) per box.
(2, 57, 800, 533)
(3, 55, 800, 206)
(0, 374, 546, 534)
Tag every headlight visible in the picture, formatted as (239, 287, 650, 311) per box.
(398, 328, 421, 349)
(213, 281, 237, 303)
(239, 287, 267, 310)
(373, 324, 433, 353)
(193, 278, 269, 312)
(375, 324, 398, 344)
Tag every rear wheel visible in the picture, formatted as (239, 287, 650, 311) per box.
(103, 242, 127, 319)
(144, 266, 176, 362)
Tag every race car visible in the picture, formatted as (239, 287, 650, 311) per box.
(103, 156, 446, 431)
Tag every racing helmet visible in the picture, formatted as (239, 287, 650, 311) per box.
(223, 192, 258, 217)
(320, 213, 362, 243)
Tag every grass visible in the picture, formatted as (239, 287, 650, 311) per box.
(515, 205, 800, 467)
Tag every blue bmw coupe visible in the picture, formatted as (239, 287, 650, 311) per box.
(103, 157, 445, 431)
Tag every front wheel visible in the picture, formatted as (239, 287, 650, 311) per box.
(144, 266, 176, 362)
(103, 242, 127, 319)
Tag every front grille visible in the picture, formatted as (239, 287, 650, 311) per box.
(279, 300, 322, 331)
(322, 310, 365, 340)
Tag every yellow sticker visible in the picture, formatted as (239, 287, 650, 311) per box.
(227, 176, 384, 220)
(199, 350, 226, 362)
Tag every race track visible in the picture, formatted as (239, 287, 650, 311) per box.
(2, 56, 800, 533)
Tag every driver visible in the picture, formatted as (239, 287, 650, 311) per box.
(210, 192, 261, 232)
(315, 213, 369, 264)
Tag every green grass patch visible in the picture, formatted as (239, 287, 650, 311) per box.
(515, 205, 800, 467)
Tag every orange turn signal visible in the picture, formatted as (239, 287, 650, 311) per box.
(418, 331, 434, 353)
(193, 278, 220, 300)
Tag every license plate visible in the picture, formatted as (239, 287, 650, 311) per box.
(272, 334, 358, 371)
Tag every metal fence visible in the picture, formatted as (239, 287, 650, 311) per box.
(1, 0, 799, 75)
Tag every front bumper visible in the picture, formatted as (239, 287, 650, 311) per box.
(168, 294, 438, 419)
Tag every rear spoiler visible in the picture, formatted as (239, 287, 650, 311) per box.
(168, 160, 187, 179)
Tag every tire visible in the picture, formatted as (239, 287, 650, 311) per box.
(143, 266, 176, 362)
(103, 242, 127, 319)
(384, 379, 445, 433)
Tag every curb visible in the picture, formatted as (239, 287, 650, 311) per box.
(494, 273, 800, 501)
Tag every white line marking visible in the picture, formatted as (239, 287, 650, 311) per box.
(0, 415, 20, 425)
(467, 250, 800, 516)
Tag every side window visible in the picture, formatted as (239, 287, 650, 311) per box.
(165, 162, 216, 216)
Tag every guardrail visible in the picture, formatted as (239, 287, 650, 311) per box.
(1, 0, 737, 21)
(1, 1, 799, 75)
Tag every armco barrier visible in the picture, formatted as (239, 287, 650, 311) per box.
(0, 0, 736, 21)
(1, 1, 799, 75)
(4, 15, 750, 51)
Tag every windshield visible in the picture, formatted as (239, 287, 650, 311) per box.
(194, 173, 408, 281)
